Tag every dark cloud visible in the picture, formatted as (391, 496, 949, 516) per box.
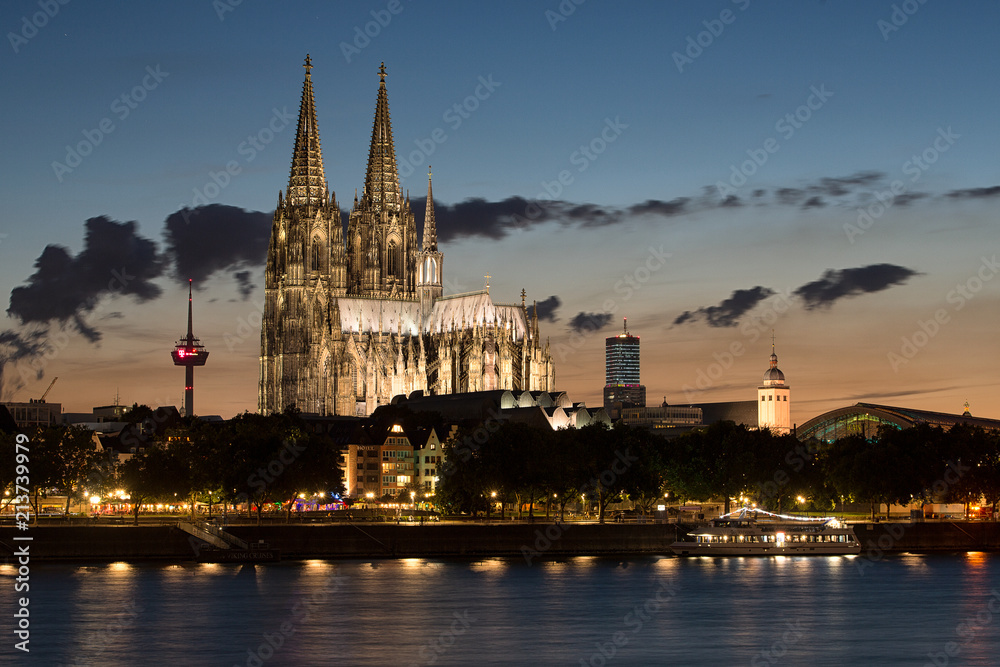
(568, 204, 618, 227)
(568, 312, 613, 334)
(672, 311, 694, 327)
(776, 188, 803, 205)
(894, 192, 927, 207)
(793, 264, 920, 310)
(0, 328, 47, 399)
(945, 185, 1000, 200)
(233, 271, 256, 300)
(412, 196, 551, 242)
(412, 195, 696, 242)
(673, 286, 776, 328)
(163, 205, 273, 285)
(533, 295, 561, 322)
(811, 172, 883, 197)
(406, 171, 938, 242)
(745, 172, 888, 207)
(627, 198, 690, 217)
(6, 216, 165, 338)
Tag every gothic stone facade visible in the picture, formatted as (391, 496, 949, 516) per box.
(259, 59, 555, 416)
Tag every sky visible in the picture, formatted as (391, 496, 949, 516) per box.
(0, 0, 998, 424)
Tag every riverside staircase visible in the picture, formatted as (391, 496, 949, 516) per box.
(177, 521, 249, 550)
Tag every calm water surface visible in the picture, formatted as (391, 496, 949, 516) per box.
(2, 553, 998, 666)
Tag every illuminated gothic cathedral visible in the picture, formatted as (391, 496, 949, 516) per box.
(259, 57, 555, 416)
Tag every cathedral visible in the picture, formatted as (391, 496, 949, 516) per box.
(259, 57, 555, 416)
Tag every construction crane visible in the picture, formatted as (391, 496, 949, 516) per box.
(36, 376, 58, 403)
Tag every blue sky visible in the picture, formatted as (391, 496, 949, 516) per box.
(1, 0, 998, 421)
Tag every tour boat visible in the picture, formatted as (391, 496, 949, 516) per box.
(670, 507, 861, 556)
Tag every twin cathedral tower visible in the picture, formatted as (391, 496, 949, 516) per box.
(259, 57, 555, 416)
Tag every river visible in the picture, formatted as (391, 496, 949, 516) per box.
(2, 553, 998, 666)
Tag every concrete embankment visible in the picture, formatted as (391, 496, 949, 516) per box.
(0, 521, 997, 562)
(853, 520, 1000, 554)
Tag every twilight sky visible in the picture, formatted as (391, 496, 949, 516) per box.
(1, 0, 998, 423)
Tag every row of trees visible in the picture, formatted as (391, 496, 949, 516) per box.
(438, 420, 1000, 522)
(0, 409, 344, 524)
(4, 409, 1000, 525)
(438, 422, 663, 523)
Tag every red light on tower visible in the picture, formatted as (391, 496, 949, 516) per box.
(171, 279, 209, 417)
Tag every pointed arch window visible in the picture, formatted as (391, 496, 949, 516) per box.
(387, 240, 402, 277)
(313, 301, 324, 330)
(311, 237, 322, 272)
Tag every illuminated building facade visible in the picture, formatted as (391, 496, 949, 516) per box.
(757, 343, 790, 434)
(259, 58, 554, 416)
(603, 318, 645, 418)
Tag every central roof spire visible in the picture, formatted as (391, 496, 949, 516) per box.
(286, 54, 327, 206)
(422, 166, 437, 251)
(362, 61, 401, 213)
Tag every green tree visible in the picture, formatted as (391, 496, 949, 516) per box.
(572, 423, 637, 524)
(54, 426, 105, 515)
(618, 426, 666, 517)
(118, 445, 190, 525)
(214, 411, 344, 524)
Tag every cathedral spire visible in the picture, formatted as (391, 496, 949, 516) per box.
(361, 62, 401, 213)
(287, 54, 327, 206)
(422, 166, 438, 251)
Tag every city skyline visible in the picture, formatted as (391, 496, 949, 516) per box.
(1, 1, 998, 423)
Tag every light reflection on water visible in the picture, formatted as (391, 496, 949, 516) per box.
(1, 554, 998, 666)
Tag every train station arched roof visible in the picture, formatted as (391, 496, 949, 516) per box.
(796, 402, 1000, 443)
